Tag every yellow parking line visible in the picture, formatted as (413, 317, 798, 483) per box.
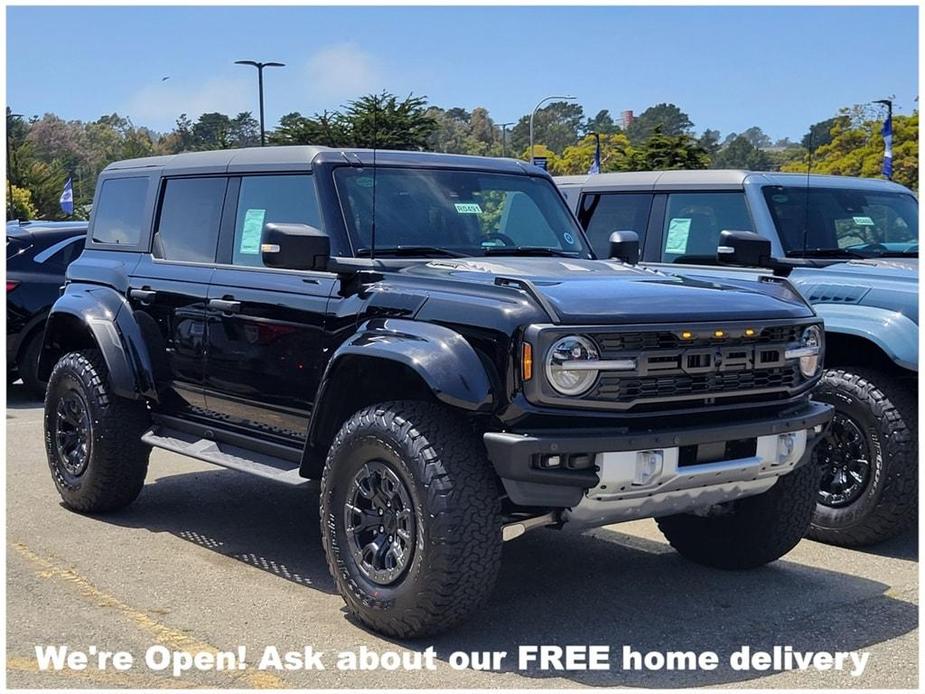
(11, 541, 285, 689)
(7, 654, 195, 688)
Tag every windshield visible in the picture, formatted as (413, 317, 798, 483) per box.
(334, 167, 591, 258)
(762, 185, 918, 258)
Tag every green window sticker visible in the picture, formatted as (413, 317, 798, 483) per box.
(455, 203, 483, 214)
(239, 209, 266, 255)
(853, 216, 875, 226)
(665, 218, 692, 254)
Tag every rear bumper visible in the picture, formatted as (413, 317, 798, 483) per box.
(483, 400, 833, 511)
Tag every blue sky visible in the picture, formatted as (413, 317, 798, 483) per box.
(7, 6, 918, 141)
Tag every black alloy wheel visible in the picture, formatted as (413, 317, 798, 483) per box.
(344, 461, 416, 586)
(53, 390, 93, 480)
(815, 411, 873, 508)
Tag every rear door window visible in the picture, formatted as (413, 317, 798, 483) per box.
(578, 193, 652, 258)
(661, 192, 753, 263)
(153, 177, 227, 263)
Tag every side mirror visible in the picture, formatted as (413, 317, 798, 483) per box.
(608, 230, 640, 264)
(261, 223, 330, 271)
(716, 230, 773, 267)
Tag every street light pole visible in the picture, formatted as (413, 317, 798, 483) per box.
(235, 60, 285, 146)
(497, 122, 514, 158)
(529, 95, 576, 163)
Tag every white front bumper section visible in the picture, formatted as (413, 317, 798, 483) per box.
(563, 429, 809, 528)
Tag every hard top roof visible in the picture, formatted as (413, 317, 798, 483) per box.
(103, 145, 537, 176)
(554, 169, 913, 193)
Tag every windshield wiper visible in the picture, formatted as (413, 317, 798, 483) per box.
(786, 248, 867, 259)
(355, 246, 467, 258)
(482, 246, 575, 257)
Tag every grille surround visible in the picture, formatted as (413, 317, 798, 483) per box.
(523, 319, 820, 412)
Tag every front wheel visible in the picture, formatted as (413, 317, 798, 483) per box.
(44, 350, 151, 513)
(320, 401, 502, 638)
(656, 461, 820, 570)
(808, 368, 917, 547)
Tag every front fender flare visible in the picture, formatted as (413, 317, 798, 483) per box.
(318, 318, 495, 412)
(39, 284, 158, 400)
(815, 303, 918, 372)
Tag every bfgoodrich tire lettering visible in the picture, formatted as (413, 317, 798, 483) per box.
(656, 461, 820, 570)
(808, 368, 917, 547)
(320, 401, 502, 638)
(44, 350, 151, 513)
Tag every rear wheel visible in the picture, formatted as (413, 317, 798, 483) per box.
(44, 350, 151, 513)
(656, 461, 820, 569)
(808, 368, 917, 547)
(320, 401, 502, 638)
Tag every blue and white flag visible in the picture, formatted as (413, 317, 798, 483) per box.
(59, 177, 74, 215)
(588, 137, 601, 175)
(882, 113, 893, 179)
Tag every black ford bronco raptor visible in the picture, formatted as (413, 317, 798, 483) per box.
(40, 146, 832, 638)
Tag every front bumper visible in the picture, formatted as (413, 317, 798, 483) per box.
(483, 400, 833, 517)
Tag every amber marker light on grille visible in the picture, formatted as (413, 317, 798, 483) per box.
(522, 342, 534, 381)
(744, 328, 756, 337)
(713, 329, 726, 338)
(680, 330, 694, 340)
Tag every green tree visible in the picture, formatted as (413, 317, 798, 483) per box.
(801, 115, 849, 151)
(626, 103, 693, 143)
(698, 129, 722, 157)
(8, 184, 38, 219)
(784, 109, 918, 191)
(341, 92, 438, 149)
(712, 135, 773, 170)
(557, 133, 633, 174)
(630, 128, 709, 170)
(509, 101, 584, 155)
(583, 109, 619, 135)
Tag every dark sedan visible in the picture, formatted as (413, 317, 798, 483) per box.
(7, 220, 87, 396)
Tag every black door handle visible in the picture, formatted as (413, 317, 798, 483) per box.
(130, 288, 156, 304)
(209, 298, 242, 314)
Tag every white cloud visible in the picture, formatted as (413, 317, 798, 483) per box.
(124, 76, 254, 131)
(305, 43, 382, 103)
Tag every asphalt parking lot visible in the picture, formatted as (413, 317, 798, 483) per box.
(6, 383, 918, 689)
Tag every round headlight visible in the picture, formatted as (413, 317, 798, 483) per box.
(799, 325, 823, 378)
(546, 335, 600, 396)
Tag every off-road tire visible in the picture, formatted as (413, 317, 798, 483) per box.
(320, 401, 502, 638)
(656, 461, 820, 569)
(44, 350, 151, 513)
(808, 368, 917, 547)
(19, 330, 47, 398)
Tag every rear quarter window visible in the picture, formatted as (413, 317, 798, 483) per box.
(578, 193, 653, 258)
(91, 177, 150, 246)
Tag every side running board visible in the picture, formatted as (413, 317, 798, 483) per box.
(142, 426, 314, 488)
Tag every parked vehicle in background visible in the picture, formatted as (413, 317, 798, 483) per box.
(7, 220, 87, 396)
(557, 170, 918, 547)
(39, 147, 832, 637)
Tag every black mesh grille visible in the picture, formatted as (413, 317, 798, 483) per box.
(575, 324, 805, 408)
(592, 364, 801, 402)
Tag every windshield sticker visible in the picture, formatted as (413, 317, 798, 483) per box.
(665, 218, 692, 254)
(455, 203, 483, 214)
(563, 232, 575, 245)
(852, 216, 875, 226)
(239, 209, 266, 255)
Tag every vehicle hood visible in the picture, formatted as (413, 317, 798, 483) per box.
(400, 257, 813, 324)
(789, 258, 918, 325)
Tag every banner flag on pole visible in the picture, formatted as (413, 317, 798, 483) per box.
(588, 138, 601, 175)
(59, 177, 74, 215)
(882, 113, 893, 179)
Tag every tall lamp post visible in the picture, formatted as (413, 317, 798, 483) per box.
(497, 121, 514, 158)
(7, 112, 23, 220)
(529, 95, 575, 163)
(234, 60, 285, 146)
